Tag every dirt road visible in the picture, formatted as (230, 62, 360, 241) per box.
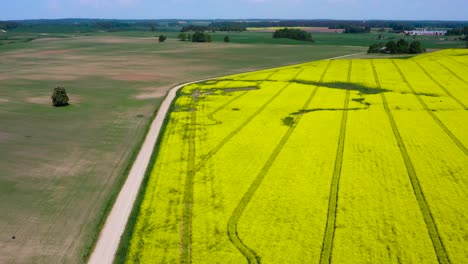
(87, 79, 202, 264)
(87, 52, 365, 264)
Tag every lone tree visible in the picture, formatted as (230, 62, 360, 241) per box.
(51, 86, 69, 107)
(224, 36, 230, 42)
(178, 32, 187, 41)
(158, 35, 167, 43)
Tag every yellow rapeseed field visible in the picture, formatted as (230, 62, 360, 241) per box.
(124, 49, 468, 263)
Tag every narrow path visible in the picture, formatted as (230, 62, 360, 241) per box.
(87, 52, 366, 264)
(319, 61, 352, 264)
(371, 61, 451, 264)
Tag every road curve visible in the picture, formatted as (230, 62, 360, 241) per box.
(88, 79, 206, 264)
(87, 52, 365, 264)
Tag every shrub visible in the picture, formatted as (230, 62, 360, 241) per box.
(384, 40, 398, 54)
(368, 43, 384, 53)
(409, 40, 424, 54)
(51, 86, 69, 107)
(178, 33, 187, 41)
(192, 32, 212, 42)
(158, 35, 167, 43)
(273, 28, 313, 42)
(224, 36, 230, 42)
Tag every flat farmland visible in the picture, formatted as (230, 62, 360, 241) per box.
(121, 49, 467, 263)
(0, 34, 365, 264)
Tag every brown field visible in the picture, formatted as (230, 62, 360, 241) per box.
(0, 35, 365, 264)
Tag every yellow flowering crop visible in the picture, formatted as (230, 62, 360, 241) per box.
(124, 49, 467, 264)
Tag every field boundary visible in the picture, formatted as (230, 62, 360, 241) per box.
(227, 61, 331, 263)
(371, 60, 451, 264)
(393, 60, 468, 156)
(412, 60, 467, 110)
(88, 79, 212, 264)
(319, 60, 351, 264)
(88, 51, 369, 264)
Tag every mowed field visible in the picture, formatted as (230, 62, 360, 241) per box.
(0, 34, 365, 264)
(121, 49, 467, 263)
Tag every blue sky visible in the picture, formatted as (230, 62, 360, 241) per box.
(1, 0, 467, 21)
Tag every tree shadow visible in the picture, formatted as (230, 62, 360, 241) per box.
(293, 80, 388, 94)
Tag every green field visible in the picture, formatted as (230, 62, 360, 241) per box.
(2, 30, 465, 48)
(121, 49, 468, 263)
(0, 33, 366, 264)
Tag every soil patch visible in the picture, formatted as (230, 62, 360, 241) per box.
(25, 95, 81, 105)
(5, 49, 74, 59)
(111, 73, 160, 82)
(134, 86, 170, 99)
(0, 131, 15, 143)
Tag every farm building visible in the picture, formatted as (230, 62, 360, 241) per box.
(403, 29, 447, 36)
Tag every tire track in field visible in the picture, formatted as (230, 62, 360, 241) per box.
(192, 69, 306, 174)
(319, 60, 352, 264)
(412, 60, 467, 110)
(393, 60, 468, 156)
(206, 91, 249, 125)
(227, 60, 332, 264)
(371, 60, 451, 264)
(131, 115, 179, 262)
(444, 54, 468, 69)
(179, 73, 294, 263)
(433, 60, 468, 86)
(180, 92, 199, 264)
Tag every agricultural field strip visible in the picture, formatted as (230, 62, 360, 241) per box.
(444, 54, 468, 69)
(206, 91, 249, 125)
(180, 95, 198, 263)
(227, 61, 332, 264)
(392, 60, 468, 156)
(191, 73, 302, 175)
(412, 61, 467, 110)
(89, 78, 212, 264)
(130, 117, 178, 262)
(180, 70, 299, 263)
(319, 61, 351, 264)
(1, 148, 95, 236)
(434, 60, 468, 85)
(371, 61, 451, 264)
(180, 81, 245, 263)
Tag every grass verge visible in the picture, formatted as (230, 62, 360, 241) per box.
(80, 97, 164, 263)
(112, 89, 182, 264)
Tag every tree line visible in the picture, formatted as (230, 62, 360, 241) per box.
(446, 26, 468, 36)
(273, 28, 313, 42)
(181, 22, 246, 33)
(368, 39, 424, 54)
(178, 32, 213, 42)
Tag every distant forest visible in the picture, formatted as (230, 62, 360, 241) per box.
(1, 19, 467, 33)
